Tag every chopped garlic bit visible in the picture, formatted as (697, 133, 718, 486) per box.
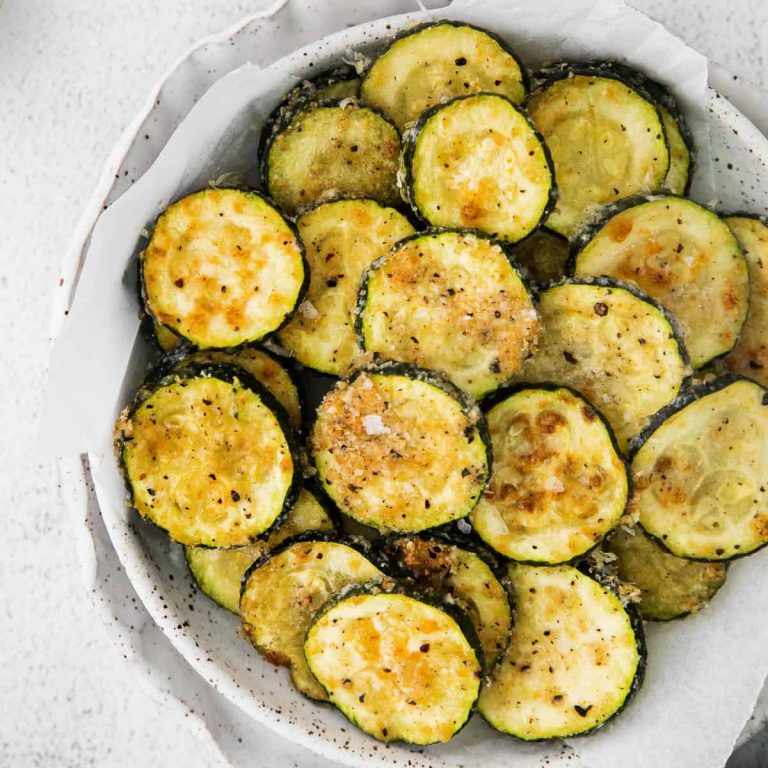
(298, 300, 320, 319)
(362, 414, 390, 436)
(543, 476, 565, 493)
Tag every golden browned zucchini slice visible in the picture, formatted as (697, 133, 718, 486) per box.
(360, 21, 526, 131)
(265, 100, 401, 216)
(357, 230, 540, 397)
(311, 364, 490, 533)
(512, 279, 689, 450)
(141, 188, 307, 348)
(116, 363, 298, 547)
(471, 386, 627, 563)
(573, 196, 749, 368)
(478, 563, 644, 739)
(402, 93, 554, 243)
(240, 536, 384, 700)
(632, 377, 768, 561)
(604, 526, 727, 621)
(185, 488, 335, 613)
(724, 215, 768, 384)
(305, 586, 482, 743)
(527, 71, 669, 238)
(278, 199, 414, 375)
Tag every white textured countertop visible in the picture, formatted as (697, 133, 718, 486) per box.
(1, 1, 767, 766)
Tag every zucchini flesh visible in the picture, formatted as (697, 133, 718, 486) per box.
(116, 365, 296, 547)
(725, 216, 768, 385)
(605, 526, 726, 621)
(177, 348, 301, 431)
(304, 590, 481, 744)
(405, 94, 554, 243)
(265, 101, 401, 216)
(358, 231, 540, 397)
(514, 280, 688, 450)
(387, 536, 512, 669)
(510, 228, 570, 285)
(660, 106, 692, 195)
(278, 199, 414, 376)
(632, 378, 768, 560)
(185, 489, 334, 613)
(478, 564, 644, 739)
(141, 188, 306, 348)
(527, 74, 668, 238)
(573, 197, 749, 368)
(471, 387, 627, 563)
(240, 539, 383, 700)
(311, 366, 490, 533)
(361, 22, 526, 131)
(152, 319, 183, 352)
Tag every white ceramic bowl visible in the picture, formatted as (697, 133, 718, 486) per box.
(61, 2, 768, 766)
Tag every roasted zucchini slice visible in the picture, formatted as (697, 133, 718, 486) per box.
(185, 488, 335, 613)
(471, 386, 628, 563)
(572, 196, 749, 368)
(240, 535, 384, 701)
(139, 315, 185, 353)
(174, 347, 301, 431)
(116, 363, 298, 547)
(264, 100, 401, 216)
(513, 279, 689, 449)
(509, 228, 570, 285)
(724, 215, 768, 385)
(360, 21, 527, 131)
(383, 535, 512, 669)
(277, 199, 414, 375)
(310, 364, 491, 533)
(604, 526, 727, 621)
(631, 377, 768, 561)
(527, 69, 669, 238)
(357, 230, 540, 397)
(402, 94, 554, 243)
(304, 584, 482, 743)
(478, 563, 644, 740)
(141, 188, 307, 348)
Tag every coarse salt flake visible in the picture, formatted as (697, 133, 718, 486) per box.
(363, 414, 390, 436)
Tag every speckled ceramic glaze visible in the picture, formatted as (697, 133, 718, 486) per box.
(63, 3, 768, 767)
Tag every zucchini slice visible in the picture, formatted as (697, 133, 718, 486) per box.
(357, 230, 540, 398)
(513, 279, 689, 450)
(360, 21, 527, 131)
(138, 315, 185, 353)
(631, 377, 768, 561)
(277, 199, 414, 375)
(174, 347, 301, 431)
(141, 188, 307, 348)
(310, 364, 491, 533)
(185, 488, 335, 613)
(572, 196, 749, 368)
(384, 535, 512, 669)
(471, 386, 628, 563)
(116, 363, 298, 547)
(527, 70, 669, 238)
(402, 94, 555, 243)
(725, 215, 768, 385)
(240, 535, 384, 700)
(264, 100, 401, 216)
(509, 228, 570, 285)
(604, 526, 727, 621)
(304, 585, 482, 743)
(478, 563, 644, 740)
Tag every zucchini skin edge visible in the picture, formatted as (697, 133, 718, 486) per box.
(627, 373, 768, 563)
(115, 362, 303, 549)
